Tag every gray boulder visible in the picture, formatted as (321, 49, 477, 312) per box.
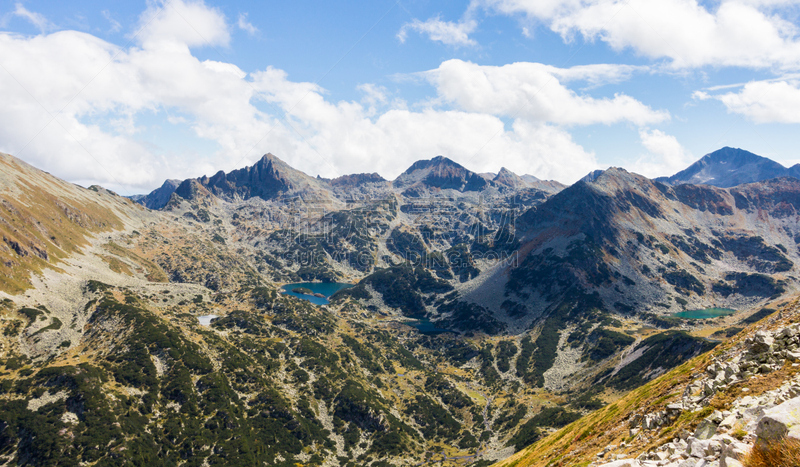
(755, 396, 800, 443)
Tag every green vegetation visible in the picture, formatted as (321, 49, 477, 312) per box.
(340, 263, 452, 318)
(663, 270, 705, 295)
(509, 407, 581, 449)
(741, 307, 776, 324)
(587, 328, 635, 361)
(601, 331, 717, 390)
(30, 317, 62, 337)
(495, 340, 519, 373)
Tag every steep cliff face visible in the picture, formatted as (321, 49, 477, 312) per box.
(195, 153, 334, 202)
(131, 179, 180, 210)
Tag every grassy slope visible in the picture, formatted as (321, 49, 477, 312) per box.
(494, 299, 799, 467)
(0, 154, 133, 293)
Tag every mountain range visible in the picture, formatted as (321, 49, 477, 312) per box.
(655, 146, 800, 187)
(1, 146, 800, 466)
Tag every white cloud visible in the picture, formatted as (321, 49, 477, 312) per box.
(695, 79, 800, 123)
(0, 0, 634, 193)
(473, 0, 800, 69)
(398, 16, 478, 47)
(12, 3, 52, 33)
(425, 59, 668, 126)
(102, 10, 122, 33)
(137, 0, 229, 48)
(632, 128, 693, 177)
(237, 13, 258, 36)
(251, 66, 599, 182)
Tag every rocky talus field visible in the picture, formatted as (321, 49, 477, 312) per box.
(2, 148, 800, 466)
(497, 301, 800, 467)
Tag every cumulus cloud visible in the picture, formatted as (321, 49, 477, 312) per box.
(473, 0, 800, 69)
(398, 16, 478, 47)
(631, 128, 693, 177)
(137, 0, 230, 48)
(252, 66, 599, 182)
(425, 60, 668, 126)
(237, 13, 257, 36)
(694, 79, 800, 123)
(1, 0, 677, 192)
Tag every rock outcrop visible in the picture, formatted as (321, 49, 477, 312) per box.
(595, 321, 800, 467)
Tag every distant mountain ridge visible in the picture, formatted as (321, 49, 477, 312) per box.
(656, 146, 800, 187)
(133, 153, 564, 206)
(131, 179, 181, 210)
(132, 147, 799, 209)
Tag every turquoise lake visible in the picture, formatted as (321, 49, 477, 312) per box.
(280, 282, 354, 305)
(675, 308, 736, 319)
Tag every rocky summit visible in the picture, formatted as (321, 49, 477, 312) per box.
(3, 148, 800, 466)
(655, 147, 800, 188)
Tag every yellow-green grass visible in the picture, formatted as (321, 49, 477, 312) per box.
(493, 299, 798, 467)
(0, 181, 124, 293)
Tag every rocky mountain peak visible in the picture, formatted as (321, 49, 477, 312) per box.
(657, 147, 800, 188)
(176, 153, 335, 203)
(328, 172, 387, 188)
(493, 167, 529, 189)
(394, 155, 491, 194)
(131, 179, 181, 210)
(580, 168, 606, 183)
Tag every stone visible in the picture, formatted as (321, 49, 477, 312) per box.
(721, 460, 743, 467)
(694, 420, 718, 440)
(688, 439, 707, 458)
(667, 403, 684, 414)
(720, 442, 749, 465)
(751, 332, 774, 354)
(755, 396, 800, 443)
(597, 460, 638, 467)
(719, 414, 737, 429)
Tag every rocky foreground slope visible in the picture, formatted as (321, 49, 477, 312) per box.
(497, 299, 800, 467)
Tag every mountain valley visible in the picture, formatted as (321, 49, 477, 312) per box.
(2, 147, 800, 466)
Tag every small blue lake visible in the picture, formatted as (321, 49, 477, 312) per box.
(675, 308, 736, 319)
(280, 282, 354, 305)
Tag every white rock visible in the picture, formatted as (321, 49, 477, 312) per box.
(597, 460, 639, 467)
(755, 395, 800, 442)
(719, 414, 737, 429)
(721, 459, 743, 467)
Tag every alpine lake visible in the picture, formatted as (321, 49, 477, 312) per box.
(674, 307, 736, 319)
(280, 282, 355, 305)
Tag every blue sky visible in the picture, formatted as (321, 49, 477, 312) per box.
(1, 0, 800, 194)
